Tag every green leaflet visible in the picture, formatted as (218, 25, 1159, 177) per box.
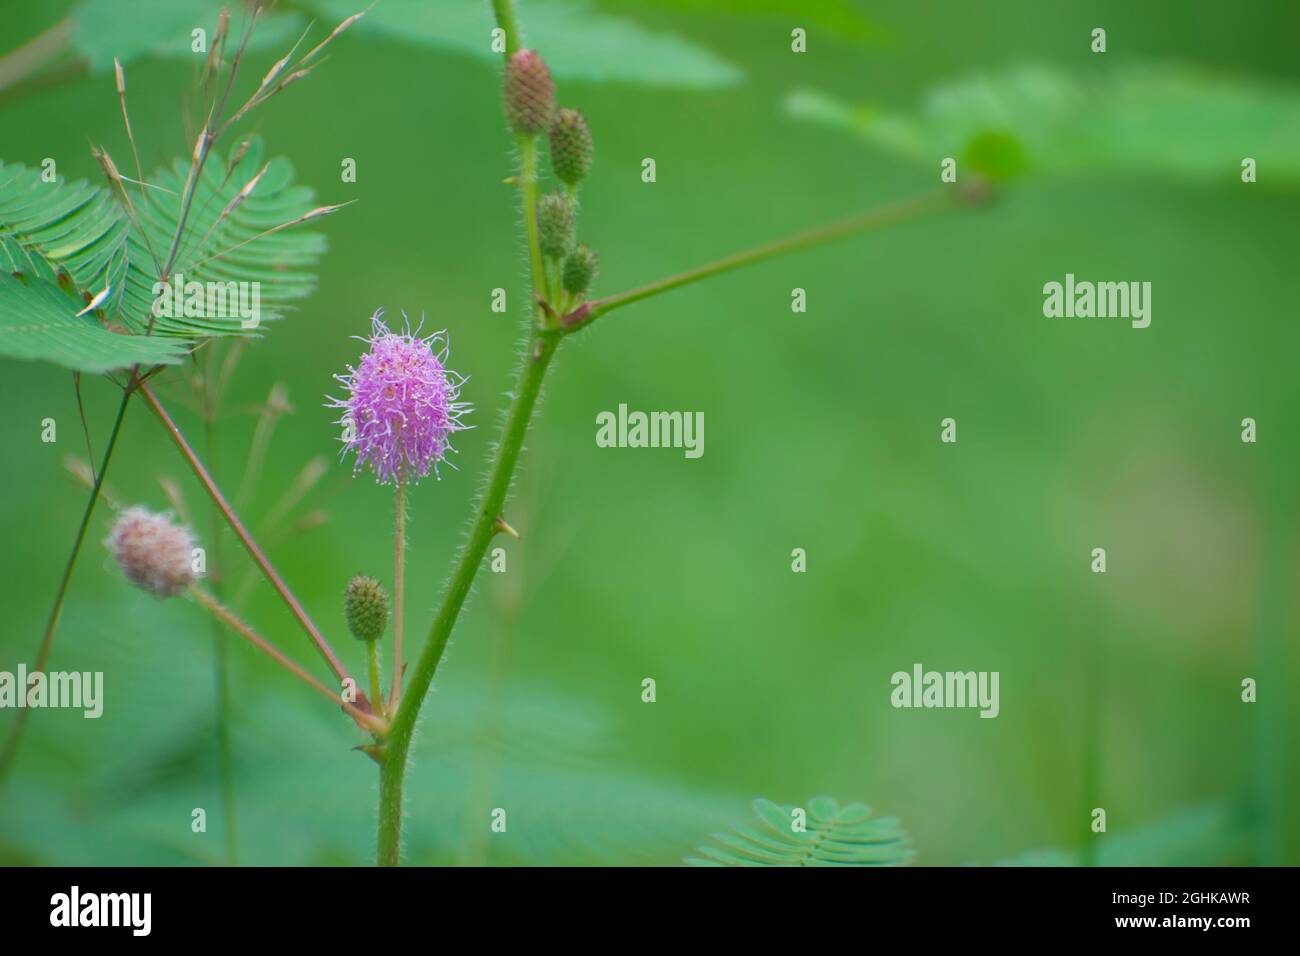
(306, 0, 742, 88)
(0, 138, 325, 372)
(0, 271, 186, 373)
(0, 162, 128, 293)
(787, 64, 1300, 184)
(0, 161, 189, 371)
(686, 796, 915, 866)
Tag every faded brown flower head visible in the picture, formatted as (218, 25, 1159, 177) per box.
(107, 507, 198, 598)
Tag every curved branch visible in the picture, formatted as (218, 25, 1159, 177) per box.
(137, 381, 369, 717)
(563, 188, 961, 330)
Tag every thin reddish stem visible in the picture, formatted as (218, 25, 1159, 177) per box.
(138, 380, 362, 705)
(191, 585, 384, 733)
(563, 188, 959, 330)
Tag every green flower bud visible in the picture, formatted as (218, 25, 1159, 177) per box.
(502, 49, 555, 136)
(562, 244, 599, 296)
(548, 108, 593, 185)
(345, 575, 389, 643)
(537, 192, 574, 259)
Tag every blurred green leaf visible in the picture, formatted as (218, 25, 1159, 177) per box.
(788, 64, 1300, 184)
(0, 634, 742, 865)
(686, 796, 914, 866)
(72, 0, 308, 71)
(591, 0, 880, 43)
(307, 0, 742, 88)
(73, 0, 214, 70)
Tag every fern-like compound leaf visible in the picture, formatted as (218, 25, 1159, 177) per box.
(685, 796, 914, 867)
(0, 137, 325, 372)
(112, 138, 326, 339)
(0, 162, 186, 372)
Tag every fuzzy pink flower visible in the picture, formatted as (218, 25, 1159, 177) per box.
(107, 507, 198, 597)
(328, 311, 471, 485)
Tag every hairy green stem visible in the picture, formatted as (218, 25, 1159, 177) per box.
(377, 330, 560, 865)
(0, 386, 131, 783)
(490, 0, 522, 56)
(371, 0, 964, 866)
(370, 188, 959, 864)
(518, 135, 548, 306)
(374, 0, 542, 864)
(368, 641, 384, 720)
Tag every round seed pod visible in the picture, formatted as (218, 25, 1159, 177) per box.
(549, 108, 593, 185)
(537, 193, 574, 259)
(345, 575, 389, 642)
(562, 244, 599, 296)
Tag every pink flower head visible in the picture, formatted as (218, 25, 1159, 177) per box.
(328, 311, 471, 485)
(107, 507, 198, 597)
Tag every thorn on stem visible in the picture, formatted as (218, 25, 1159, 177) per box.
(493, 515, 521, 539)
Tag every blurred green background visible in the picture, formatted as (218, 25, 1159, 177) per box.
(0, 0, 1296, 865)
